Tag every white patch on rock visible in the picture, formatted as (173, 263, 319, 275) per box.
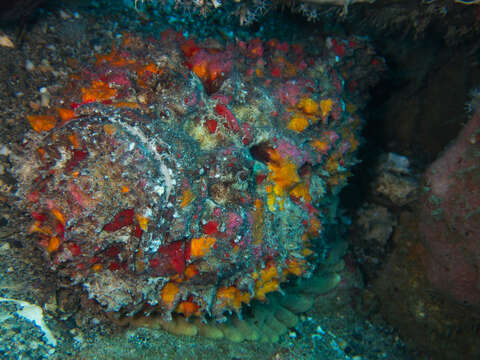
(0, 297, 57, 347)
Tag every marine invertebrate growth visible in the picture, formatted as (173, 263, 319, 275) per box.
(14, 30, 384, 322)
(419, 93, 480, 305)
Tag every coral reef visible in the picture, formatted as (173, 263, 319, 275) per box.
(419, 91, 480, 305)
(12, 30, 383, 324)
(126, 238, 351, 342)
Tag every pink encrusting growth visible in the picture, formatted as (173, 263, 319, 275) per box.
(276, 139, 310, 166)
(274, 81, 302, 107)
(215, 103, 240, 132)
(226, 212, 243, 236)
(68, 182, 97, 209)
(419, 110, 480, 305)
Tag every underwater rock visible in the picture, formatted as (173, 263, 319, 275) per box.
(13, 30, 384, 321)
(350, 203, 397, 280)
(371, 153, 418, 207)
(0, 0, 45, 24)
(349, 152, 418, 281)
(419, 100, 480, 305)
(124, 249, 350, 343)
